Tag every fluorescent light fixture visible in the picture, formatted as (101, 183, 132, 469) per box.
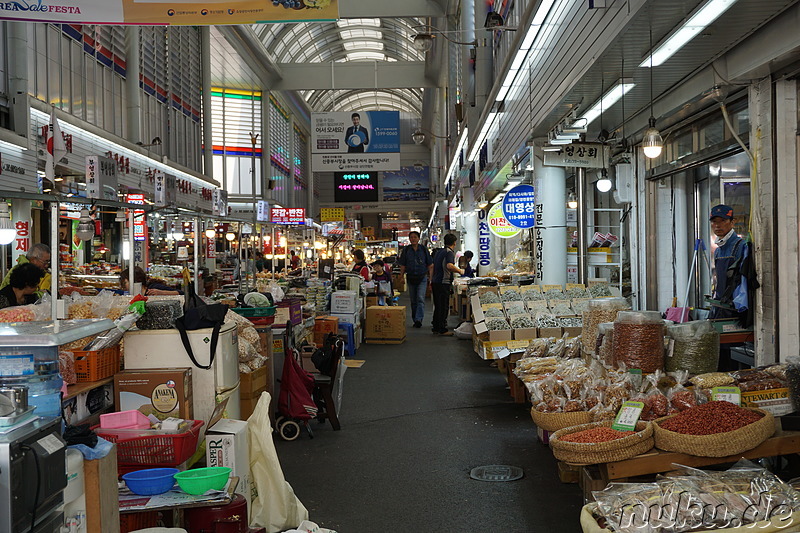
(468, 112, 498, 162)
(640, 0, 738, 67)
(541, 146, 563, 152)
(495, 0, 555, 102)
(555, 131, 581, 140)
(444, 128, 469, 188)
(579, 80, 636, 125)
(490, 192, 505, 204)
(549, 137, 573, 146)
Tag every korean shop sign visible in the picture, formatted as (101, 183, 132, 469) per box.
(502, 184, 536, 229)
(487, 203, 522, 239)
(542, 143, 607, 169)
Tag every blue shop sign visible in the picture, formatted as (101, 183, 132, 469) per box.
(502, 184, 536, 228)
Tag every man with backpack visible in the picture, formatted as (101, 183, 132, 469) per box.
(431, 234, 464, 336)
(397, 231, 433, 328)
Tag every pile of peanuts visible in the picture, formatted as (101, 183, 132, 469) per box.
(560, 427, 636, 443)
(659, 401, 764, 435)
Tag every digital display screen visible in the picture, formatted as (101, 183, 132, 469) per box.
(334, 171, 379, 202)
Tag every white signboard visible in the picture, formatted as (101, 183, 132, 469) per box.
(164, 173, 177, 205)
(257, 200, 270, 222)
(154, 170, 166, 206)
(86, 155, 100, 199)
(87, 156, 118, 200)
(213, 189, 228, 217)
(543, 143, 607, 168)
(312, 153, 401, 172)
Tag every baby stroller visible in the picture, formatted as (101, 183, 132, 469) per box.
(276, 321, 318, 440)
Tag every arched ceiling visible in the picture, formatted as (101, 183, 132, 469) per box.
(252, 17, 427, 116)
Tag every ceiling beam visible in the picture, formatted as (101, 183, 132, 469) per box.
(269, 61, 434, 91)
(339, 0, 444, 18)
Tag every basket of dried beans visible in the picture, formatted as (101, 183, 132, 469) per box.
(652, 401, 774, 457)
(549, 420, 653, 464)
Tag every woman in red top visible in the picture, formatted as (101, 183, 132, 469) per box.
(352, 249, 371, 281)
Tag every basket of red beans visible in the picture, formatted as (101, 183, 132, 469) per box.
(549, 420, 654, 464)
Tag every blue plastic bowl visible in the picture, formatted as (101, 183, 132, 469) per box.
(122, 468, 179, 496)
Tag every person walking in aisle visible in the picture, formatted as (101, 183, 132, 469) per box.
(397, 230, 433, 328)
(431, 233, 463, 335)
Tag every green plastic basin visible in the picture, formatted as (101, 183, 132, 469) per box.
(173, 467, 231, 495)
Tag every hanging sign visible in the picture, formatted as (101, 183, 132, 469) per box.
(154, 170, 165, 206)
(320, 207, 345, 222)
(477, 208, 491, 268)
(271, 207, 306, 225)
(502, 185, 536, 229)
(213, 189, 228, 217)
(487, 203, 522, 239)
(86, 156, 100, 199)
(206, 236, 216, 259)
(126, 193, 146, 242)
(542, 143, 607, 168)
(0, 0, 339, 26)
(256, 200, 270, 222)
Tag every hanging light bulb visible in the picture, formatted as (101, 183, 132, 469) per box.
(204, 228, 216, 239)
(642, 117, 663, 159)
(567, 192, 578, 209)
(225, 232, 236, 241)
(0, 203, 16, 245)
(596, 169, 613, 193)
(76, 208, 95, 241)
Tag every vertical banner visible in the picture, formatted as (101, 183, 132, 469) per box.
(86, 156, 99, 199)
(206, 236, 216, 259)
(477, 208, 492, 268)
(11, 202, 31, 263)
(154, 170, 166, 206)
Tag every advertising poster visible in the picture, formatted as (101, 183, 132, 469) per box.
(0, 0, 338, 26)
(312, 111, 400, 154)
(312, 153, 400, 172)
(383, 166, 430, 202)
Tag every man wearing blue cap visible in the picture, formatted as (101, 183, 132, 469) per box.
(709, 204, 745, 319)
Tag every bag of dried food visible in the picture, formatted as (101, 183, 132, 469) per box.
(581, 297, 630, 355)
(612, 311, 665, 373)
(666, 320, 719, 374)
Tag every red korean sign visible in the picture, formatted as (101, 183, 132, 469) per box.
(14, 220, 30, 253)
(270, 207, 306, 225)
(126, 194, 146, 242)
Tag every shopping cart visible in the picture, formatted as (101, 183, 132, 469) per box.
(275, 320, 318, 440)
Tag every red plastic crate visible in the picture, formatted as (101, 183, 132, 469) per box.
(93, 419, 204, 467)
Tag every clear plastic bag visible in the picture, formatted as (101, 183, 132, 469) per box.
(582, 297, 630, 354)
(666, 320, 720, 374)
(612, 311, 665, 372)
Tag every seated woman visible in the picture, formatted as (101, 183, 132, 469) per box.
(0, 263, 44, 309)
(119, 266, 183, 296)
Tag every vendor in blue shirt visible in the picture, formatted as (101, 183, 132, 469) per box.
(709, 204, 745, 319)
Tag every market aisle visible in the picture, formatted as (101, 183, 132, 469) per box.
(273, 296, 582, 532)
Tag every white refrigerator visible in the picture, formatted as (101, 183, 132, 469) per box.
(123, 320, 241, 431)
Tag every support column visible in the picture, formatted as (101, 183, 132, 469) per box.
(8, 22, 29, 136)
(750, 77, 777, 365)
(307, 140, 314, 214)
(288, 115, 296, 207)
(775, 79, 798, 362)
(576, 168, 587, 284)
(462, 188, 479, 270)
(461, 0, 477, 125)
(261, 92, 271, 202)
(201, 27, 214, 179)
(126, 27, 142, 145)
(533, 148, 567, 286)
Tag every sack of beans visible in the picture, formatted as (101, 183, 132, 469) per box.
(653, 401, 775, 457)
(612, 311, 665, 373)
(550, 420, 654, 464)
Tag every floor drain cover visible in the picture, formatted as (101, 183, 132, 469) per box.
(469, 465, 524, 482)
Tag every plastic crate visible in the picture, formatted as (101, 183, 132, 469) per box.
(93, 419, 204, 467)
(72, 345, 121, 382)
(232, 306, 276, 318)
(247, 316, 275, 326)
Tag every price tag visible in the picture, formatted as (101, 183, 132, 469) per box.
(495, 347, 511, 360)
(666, 339, 675, 358)
(712, 386, 741, 406)
(612, 401, 644, 431)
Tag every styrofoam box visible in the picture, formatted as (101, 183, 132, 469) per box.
(331, 291, 359, 314)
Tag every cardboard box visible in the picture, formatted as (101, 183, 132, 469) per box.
(477, 339, 508, 360)
(366, 296, 378, 308)
(314, 316, 339, 346)
(365, 305, 406, 344)
(488, 329, 513, 342)
(741, 387, 793, 416)
(331, 291, 359, 314)
(274, 299, 302, 326)
(115, 368, 193, 421)
(514, 327, 538, 340)
(538, 327, 563, 339)
(563, 326, 583, 338)
(239, 364, 269, 420)
(332, 311, 360, 326)
(206, 418, 251, 511)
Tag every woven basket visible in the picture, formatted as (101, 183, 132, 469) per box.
(550, 421, 654, 464)
(530, 408, 592, 432)
(652, 408, 775, 457)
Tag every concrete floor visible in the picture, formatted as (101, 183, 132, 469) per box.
(274, 298, 583, 532)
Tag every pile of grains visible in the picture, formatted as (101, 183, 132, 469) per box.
(658, 401, 764, 435)
(560, 427, 636, 443)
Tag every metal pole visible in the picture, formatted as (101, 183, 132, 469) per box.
(128, 208, 135, 295)
(238, 224, 243, 294)
(576, 167, 588, 285)
(201, 28, 214, 177)
(50, 202, 58, 320)
(250, 132, 259, 285)
(194, 217, 200, 296)
(271, 226, 276, 273)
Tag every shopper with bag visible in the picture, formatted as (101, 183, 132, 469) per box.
(431, 234, 463, 336)
(397, 231, 433, 328)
